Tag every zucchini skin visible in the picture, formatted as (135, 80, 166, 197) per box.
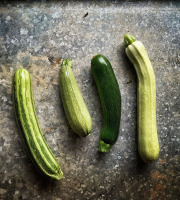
(124, 34, 159, 162)
(59, 59, 92, 137)
(91, 55, 121, 152)
(13, 69, 63, 180)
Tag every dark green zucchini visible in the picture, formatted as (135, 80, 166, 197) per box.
(13, 68, 63, 180)
(91, 55, 121, 152)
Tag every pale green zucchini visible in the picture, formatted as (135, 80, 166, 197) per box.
(59, 59, 92, 137)
(124, 34, 159, 162)
(13, 69, 63, 180)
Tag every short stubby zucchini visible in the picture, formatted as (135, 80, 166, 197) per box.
(124, 34, 159, 162)
(59, 59, 92, 137)
(91, 54, 121, 152)
(13, 69, 63, 180)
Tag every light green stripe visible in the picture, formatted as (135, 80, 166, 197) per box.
(17, 70, 51, 174)
(25, 72, 58, 170)
(24, 70, 58, 174)
(16, 69, 59, 177)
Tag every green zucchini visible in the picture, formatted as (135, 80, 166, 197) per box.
(91, 54, 121, 152)
(124, 34, 159, 162)
(13, 69, 63, 180)
(59, 59, 92, 137)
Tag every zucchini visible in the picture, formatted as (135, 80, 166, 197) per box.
(124, 34, 159, 162)
(59, 59, 92, 137)
(13, 69, 63, 180)
(91, 54, 121, 152)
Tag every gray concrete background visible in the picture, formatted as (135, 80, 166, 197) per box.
(0, 1, 180, 200)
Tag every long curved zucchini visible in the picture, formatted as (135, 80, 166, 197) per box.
(124, 34, 159, 162)
(59, 59, 92, 137)
(91, 54, 121, 152)
(13, 69, 63, 180)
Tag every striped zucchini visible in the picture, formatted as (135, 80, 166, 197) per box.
(13, 69, 63, 180)
(124, 34, 159, 162)
(59, 59, 92, 137)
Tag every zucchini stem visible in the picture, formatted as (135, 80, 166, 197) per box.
(99, 140, 111, 152)
(124, 34, 136, 47)
(62, 59, 72, 68)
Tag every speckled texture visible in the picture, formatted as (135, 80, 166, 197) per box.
(0, 1, 180, 200)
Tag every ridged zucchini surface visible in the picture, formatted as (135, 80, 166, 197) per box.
(59, 59, 92, 137)
(13, 69, 63, 180)
(124, 34, 159, 162)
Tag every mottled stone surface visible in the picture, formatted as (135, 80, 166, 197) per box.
(0, 1, 180, 200)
